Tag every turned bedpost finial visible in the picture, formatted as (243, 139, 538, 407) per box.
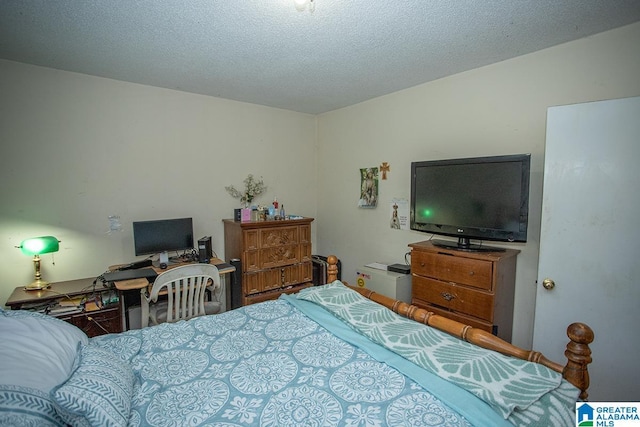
(564, 322, 594, 401)
(326, 255, 339, 283)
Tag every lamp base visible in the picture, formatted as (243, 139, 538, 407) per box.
(24, 279, 50, 291)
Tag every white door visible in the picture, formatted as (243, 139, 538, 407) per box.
(533, 96, 640, 401)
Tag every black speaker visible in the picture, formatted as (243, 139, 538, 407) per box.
(312, 255, 341, 285)
(229, 258, 242, 309)
(198, 236, 212, 263)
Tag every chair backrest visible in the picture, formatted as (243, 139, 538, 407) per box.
(148, 264, 221, 323)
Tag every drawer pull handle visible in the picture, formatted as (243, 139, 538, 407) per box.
(441, 292, 455, 301)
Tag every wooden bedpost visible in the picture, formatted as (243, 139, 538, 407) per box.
(326, 255, 339, 283)
(563, 322, 594, 401)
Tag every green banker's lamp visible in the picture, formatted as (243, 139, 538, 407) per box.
(17, 236, 60, 290)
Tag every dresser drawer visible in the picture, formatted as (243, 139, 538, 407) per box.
(243, 229, 260, 250)
(259, 245, 301, 269)
(244, 245, 300, 271)
(412, 275, 494, 322)
(300, 242, 312, 262)
(58, 305, 122, 337)
(245, 261, 312, 295)
(261, 263, 301, 292)
(243, 271, 260, 294)
(260, 226, 299, 247)
(412, 251, 493, 290)
(244, 283, 313, 305)
(299, 224, 311, 244)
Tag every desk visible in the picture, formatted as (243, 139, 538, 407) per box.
(5, 278, 122, 337)
(109, 258, 235, 330)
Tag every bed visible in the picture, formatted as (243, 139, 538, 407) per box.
(1, 255, 593, 427)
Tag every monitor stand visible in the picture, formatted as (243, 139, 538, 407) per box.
(153, 251, 169, 269)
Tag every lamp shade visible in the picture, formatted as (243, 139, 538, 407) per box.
(19, 236, 59, 256)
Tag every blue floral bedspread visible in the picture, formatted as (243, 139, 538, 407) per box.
(90, 282, 577, 427)
(92, 300, 478, 426)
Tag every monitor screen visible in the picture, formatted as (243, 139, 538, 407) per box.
(410, 154, 530, 250)
(133, 217, 194, 256)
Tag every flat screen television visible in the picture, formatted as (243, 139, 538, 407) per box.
(410, 154, 530, 251)
(133, 217, 194, 257)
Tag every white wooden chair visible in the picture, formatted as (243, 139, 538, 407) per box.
(140, 264, 221, 328)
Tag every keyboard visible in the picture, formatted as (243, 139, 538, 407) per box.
(103, 268, 158, 283)
(117, 259, 153, 271)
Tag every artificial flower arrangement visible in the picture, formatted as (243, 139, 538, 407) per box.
(225, 174, 267, 208)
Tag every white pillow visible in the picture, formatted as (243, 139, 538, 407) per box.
(0, 309, 88, 393)
(51, 345, 135, 427)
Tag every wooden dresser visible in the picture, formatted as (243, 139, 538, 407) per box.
(409, 240, 520, 342)
(223, 217, 314, 305)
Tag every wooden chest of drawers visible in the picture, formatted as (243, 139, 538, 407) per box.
(223, 218, 314, 305)
(409, 240, 519, 342)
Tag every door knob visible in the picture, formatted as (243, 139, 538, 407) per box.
(542, 278, 555, 290)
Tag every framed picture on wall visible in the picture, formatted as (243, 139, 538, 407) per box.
(358, 167, 378, 208)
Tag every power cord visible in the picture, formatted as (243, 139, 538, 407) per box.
(86, 316, 110, 335)
(93, 273, 108, 288)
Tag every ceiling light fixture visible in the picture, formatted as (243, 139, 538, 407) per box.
(294, 0, 315, 12)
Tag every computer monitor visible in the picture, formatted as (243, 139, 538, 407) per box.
(132, 218, 194, 262)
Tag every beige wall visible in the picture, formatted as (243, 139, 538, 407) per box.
(2, 22, 639, 347)
(0, 61, 318, 307)
(315, 22, 640, 347)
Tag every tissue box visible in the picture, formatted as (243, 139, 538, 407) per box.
(241, 208, 252, 222)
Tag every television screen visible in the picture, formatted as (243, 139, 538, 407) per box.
(133, 217, 194, 256)
(410, 154, 530, 251)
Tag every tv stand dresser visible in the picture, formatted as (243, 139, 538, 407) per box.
(409, 240, 520, 342)
(223, 217, 314, 306)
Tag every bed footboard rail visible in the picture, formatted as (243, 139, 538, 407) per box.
(323, 254, 593, 400)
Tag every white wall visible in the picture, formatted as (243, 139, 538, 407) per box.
(0, 61, 317, 307)
(2, 22, 639, 349)
(315, 22, 640, 347)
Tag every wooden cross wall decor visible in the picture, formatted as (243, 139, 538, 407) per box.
(380, 162, 390, 180)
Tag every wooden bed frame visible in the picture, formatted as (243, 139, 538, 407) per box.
(323, 255, 594, 400)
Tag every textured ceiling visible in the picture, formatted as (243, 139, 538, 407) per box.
(1, 1, 639, 114)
